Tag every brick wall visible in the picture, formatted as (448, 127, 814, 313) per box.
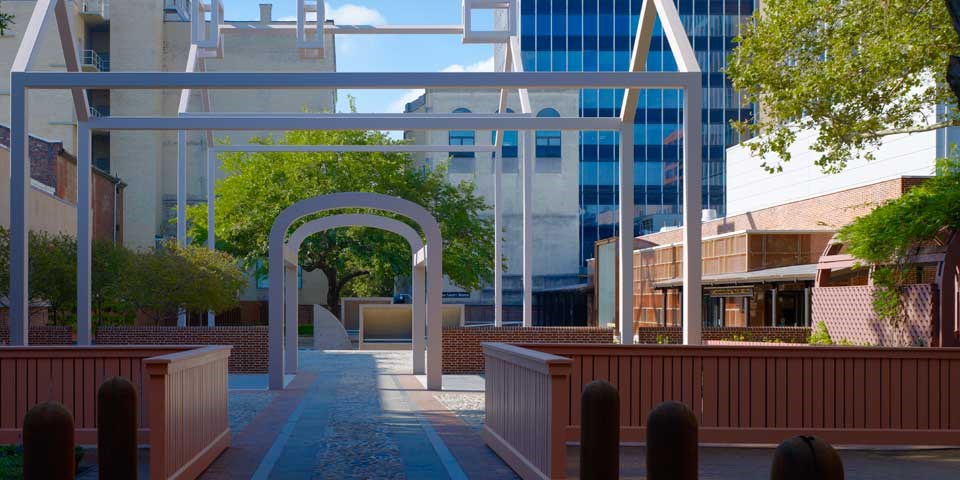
(812, 285, 933, 347)
(95, 326, 268, 373)
(443, 327, 615, 374)
(0, 326, 73, 345)
(635, 326, 812, 345)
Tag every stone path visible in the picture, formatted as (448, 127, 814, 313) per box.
(202, 350, 512, 479)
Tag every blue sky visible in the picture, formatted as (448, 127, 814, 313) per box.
(222, 1, 497, 114)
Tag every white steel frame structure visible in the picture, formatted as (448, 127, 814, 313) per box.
(7, 0, 703, 390)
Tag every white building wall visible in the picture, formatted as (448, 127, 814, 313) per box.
(726, 127, 947, 217)
(406, 88, 583, 300)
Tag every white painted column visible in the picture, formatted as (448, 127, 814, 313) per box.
(521, 130, 533, 327)
(177, 130, 188, 327)
(682, 86, 703, 345)
(285, 264, 299, 374)
(8, 80, 29, 345)
(206, 148, 216, 327)
(412, 263, 426, 375)
(618, 125, 635, 344)
(77, 123, 93, 345)
(426, 242, 443, 390)
(268, 242, 285, 389)
(494, 149, 503, 327)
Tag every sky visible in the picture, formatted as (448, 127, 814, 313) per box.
(222, 1, 497, 115)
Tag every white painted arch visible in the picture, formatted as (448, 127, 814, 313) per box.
(284, 214, 428, 377)
(268, 193, 442, 390)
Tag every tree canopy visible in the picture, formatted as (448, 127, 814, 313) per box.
(186, 128, 496, 312)
(726, 0, 959, 173)
(838, 154, 960, 321)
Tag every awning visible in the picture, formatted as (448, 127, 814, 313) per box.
(653, 264, 818, 289)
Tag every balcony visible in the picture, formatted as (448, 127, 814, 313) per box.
(79, 0, 109, 22)
(164, 0, 192, 21)
(88, 105, 110, 118)
(81, 50, 109, 72)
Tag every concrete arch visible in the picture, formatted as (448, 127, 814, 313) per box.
(284, 214, 428, 376)
(269, 193, 443, 390)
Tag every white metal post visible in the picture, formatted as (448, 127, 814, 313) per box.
(494, 148, 503, 327)
(177, 131, 188, 326)
(412, 263, 426, 374)
(77, 123, 93, 345)
(206, 148, 216, 326)
(618, 125, 635, 344)
(8, 78, 29, 345)
(521, 130, 533, 327)
(285, 264, 299, 373)
(682, 86, 703, 345)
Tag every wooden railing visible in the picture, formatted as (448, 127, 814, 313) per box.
(484, 343, 960, 479)
(0, 345, 231, 480)
(146, 346, 231, 480)
(482, 343, 571, 480)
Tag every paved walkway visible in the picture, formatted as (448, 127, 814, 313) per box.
(201, 350, 515, 480)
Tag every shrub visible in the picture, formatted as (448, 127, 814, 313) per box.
(808, 321, 834, 345)
(298, 324, 314, 336)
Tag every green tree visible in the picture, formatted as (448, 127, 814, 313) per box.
(28, 231, 77, 326)
(186, 129, 496, 314)
(726, 0, 959, 173)
(92, 239, 134, 327)
(119, 243, 245, 325)
(838, 154, 960, 323)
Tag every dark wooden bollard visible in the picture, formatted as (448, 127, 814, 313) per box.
(770, 435, 844, 480)
(580, 380, 619, 480)
(646, 401, 697, 480)
(22, 401, 75, 480)
(98, 376, 139, 479)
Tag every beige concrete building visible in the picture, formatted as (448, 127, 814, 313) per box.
(1, 1, 337, 305)
(404, 89, 584, 304)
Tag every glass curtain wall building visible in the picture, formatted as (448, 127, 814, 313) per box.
(518, 0, 756, 265)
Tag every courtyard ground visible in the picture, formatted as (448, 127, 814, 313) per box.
(162, 348, 960, 478)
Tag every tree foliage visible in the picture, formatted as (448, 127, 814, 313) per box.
(0, 227, 245, 327)
(838, 154, 960, 322)
(186, 128, 496, 312)
(727, 0, 959, 173)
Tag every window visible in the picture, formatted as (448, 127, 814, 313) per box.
(491, 109, 518, 169)
(535, 108, 562, 158)
(535, 108, 562, 173)
(448, 108, 476, 174)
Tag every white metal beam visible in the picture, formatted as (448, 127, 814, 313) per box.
(652, 0, 700, 74)
(85, 115, 624, 131)
(618, 125, 635, 344)
(20, 71, 700, 90)
(77, 123, 92, 344)
(11, 0, 55, 73)
(620, 0, 657, 124)
(521, 130, 533, 327)
(8, 77, 29, 345)
(53, 0, 89, 121)
(207, 148, 217, 326)
(682, 77, 703, 345)
(212, 144, 498, 153)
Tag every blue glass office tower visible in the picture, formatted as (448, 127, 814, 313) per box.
(518, 0, 756, 265)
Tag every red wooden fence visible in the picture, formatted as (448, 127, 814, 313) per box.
(483, 343, 960, 480)
(0, 345, 231, 480)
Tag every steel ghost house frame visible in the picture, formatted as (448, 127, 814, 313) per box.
(7, 0, 704, 389)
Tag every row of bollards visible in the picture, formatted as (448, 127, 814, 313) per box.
(579, 380, 845, 480)
(22, 376, 139, 480)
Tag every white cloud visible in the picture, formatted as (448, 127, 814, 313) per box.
(388, 89, 426, 113)
(278, 3, 386, 24)
(441, 56, 496, 73)
(325, 2, 386, 25)
(385, 56, 496, 113)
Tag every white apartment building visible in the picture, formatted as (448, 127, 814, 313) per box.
(0, 1, 336, 248)
(0, 1, 337, 306)
(726, 106, 960, 216)
(404, 89, 585, 305)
